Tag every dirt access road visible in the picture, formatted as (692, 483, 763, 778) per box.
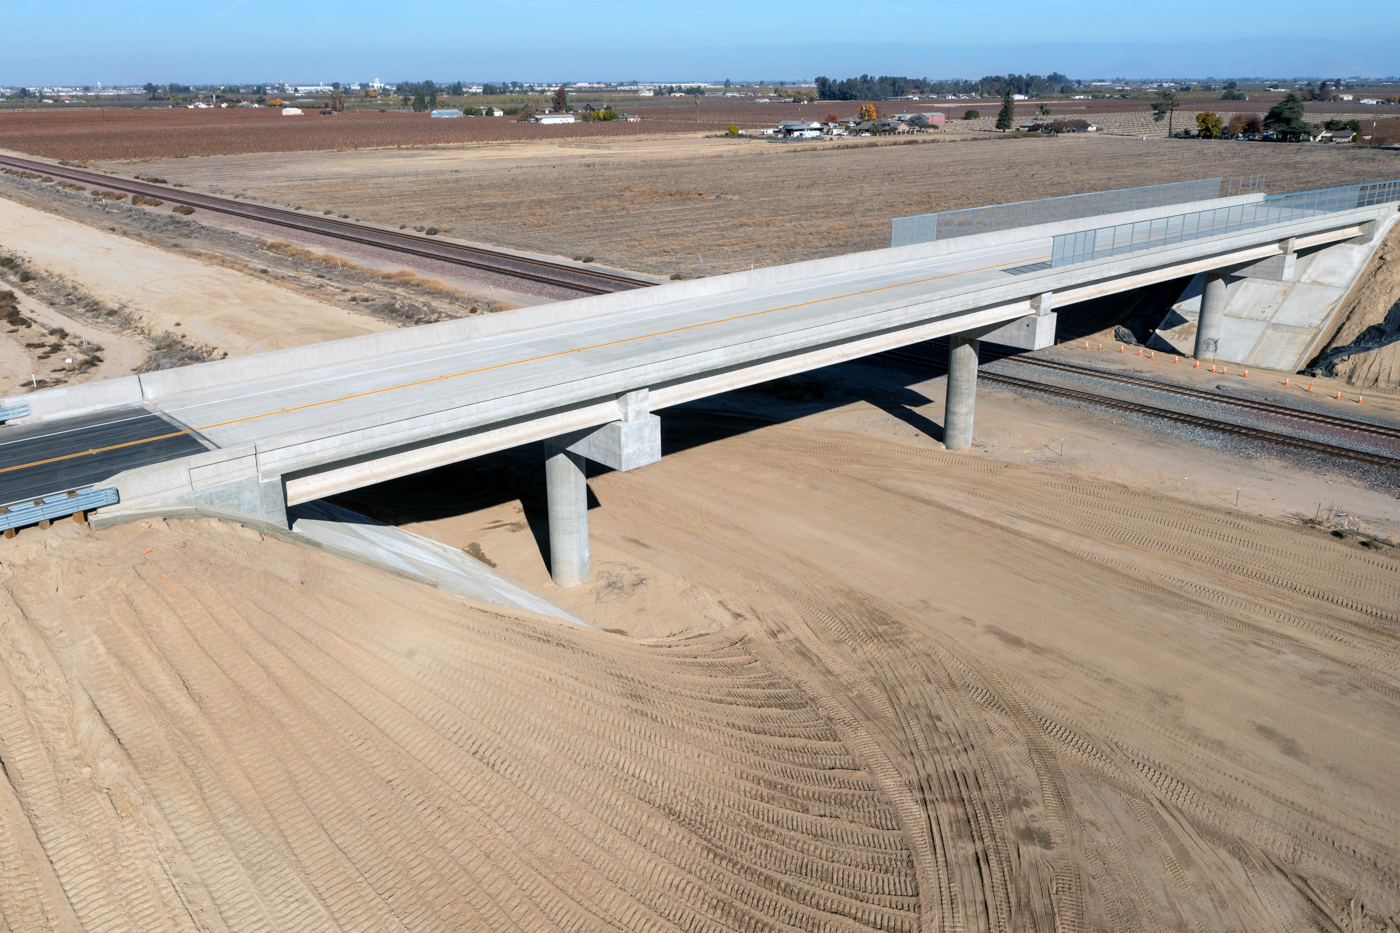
(0, 196, 390, 358)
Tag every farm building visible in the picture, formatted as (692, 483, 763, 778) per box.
(777, 120, 822, 138)
(430, 109, 462, 118)
(891, 112, 947, 125)
(534, 113, 577, 124)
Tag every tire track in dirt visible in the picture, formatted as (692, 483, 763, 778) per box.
(1, 518, 921, 933)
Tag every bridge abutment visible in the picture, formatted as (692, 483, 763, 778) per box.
(944, 333, 979, 450)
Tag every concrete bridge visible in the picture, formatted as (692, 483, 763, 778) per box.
(4, 179, 1396, 584)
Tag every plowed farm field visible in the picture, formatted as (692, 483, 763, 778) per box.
(0, 106, 783, 161)
(103, 131, 1400, 277)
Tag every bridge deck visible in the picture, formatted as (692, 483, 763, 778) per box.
(156, 238, 1049, 449)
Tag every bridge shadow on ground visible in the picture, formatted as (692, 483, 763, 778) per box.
(327, 352, 949, 577)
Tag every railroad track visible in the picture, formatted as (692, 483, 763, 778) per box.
(1000, 350, 1400, 442)
(0, 153, 652, 296)
(882, 346, 1400, 471)
(916, 338, 1400, 443)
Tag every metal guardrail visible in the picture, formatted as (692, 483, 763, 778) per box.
(1049, 180, 1400, 268)
(0, 487, 119, 533)
(890, 177, 1261, 247)
(0, 402, 30, 422)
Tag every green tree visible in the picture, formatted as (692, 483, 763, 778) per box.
(996, 87, 1016, 131)
(411, 85, 427, 111)
(1263, 93, 1312, 140)
(552, 85, 568, 112)
(962, 109, 980, 120)
(1195, 111, 1224, 138)
(1151, 89, 1181, 136)
(1037, 101, 1051, 117)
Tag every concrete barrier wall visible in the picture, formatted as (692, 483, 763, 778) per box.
(6, 375, 143, 420)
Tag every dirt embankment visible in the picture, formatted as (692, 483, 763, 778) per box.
(0, 517, 918, 933)
(1315, 219, 1400, 388)
(5, 386, 1399, 930)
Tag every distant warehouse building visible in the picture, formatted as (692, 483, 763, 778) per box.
(534, 112, 576, 124)
(430, 109, 462, 118)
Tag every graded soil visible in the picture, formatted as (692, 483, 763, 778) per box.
(5, 355, 1395, 931)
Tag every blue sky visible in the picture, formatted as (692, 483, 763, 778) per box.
(4, 0, 1397, 85)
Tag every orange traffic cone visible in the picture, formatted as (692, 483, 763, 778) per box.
(1222, 366, 1228, 375)
(1149, 351, 1155, 359)
(1283, 377, 1290, 386)
(1173, 356, 1179, 364)
(1097, 343, 1103, 350)
(1335, 391, 1343, 399)
(1210, 364, 1217, 372)
(1243, 369, 1248, 377)
(1136, 348, 1142, 356)
(1358, 395, 1363, 404)
(1194, 360, 1200, 368)
(1120, 345, 1125, 352)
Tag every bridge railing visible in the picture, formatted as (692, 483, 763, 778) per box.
(1049, 179, 1400, 268)
(890, 177, 1257, 247)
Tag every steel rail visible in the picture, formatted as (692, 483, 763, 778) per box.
(882, 348, 1400, 470)
(0, 153, 653, 296)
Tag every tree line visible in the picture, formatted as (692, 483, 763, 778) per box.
(816, 72, 1072, 101)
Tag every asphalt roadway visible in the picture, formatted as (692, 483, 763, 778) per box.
(0, 407, 209, 504)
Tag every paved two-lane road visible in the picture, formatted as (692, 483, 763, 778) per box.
(0, 408, 208, 503)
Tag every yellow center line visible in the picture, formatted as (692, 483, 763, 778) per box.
(4, 253, 1048, 479)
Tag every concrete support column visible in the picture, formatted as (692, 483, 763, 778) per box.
(1194, 270, 1229, 360)
(943, 333, 979, 451)
(545, 445, 589, 587)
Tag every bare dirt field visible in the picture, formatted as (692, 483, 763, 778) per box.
(103, 132, 1400, 278)
(0, 97, 1376, 161)
(4, 354, 1399, 931)
(0, 107, 782, 161)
